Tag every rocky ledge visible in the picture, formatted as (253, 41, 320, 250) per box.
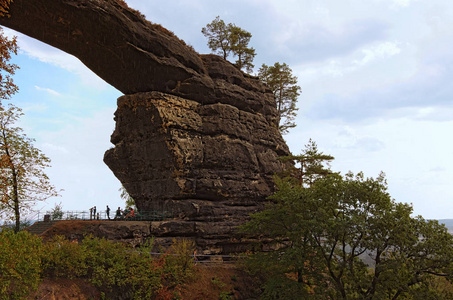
(103, 90, 288, 253)
(1, 0, 291, 253)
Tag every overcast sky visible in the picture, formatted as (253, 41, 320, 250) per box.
(4, 0, 453, 219)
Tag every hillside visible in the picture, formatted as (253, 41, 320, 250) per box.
(438, 219, 453, 233)
(29, 264, 260, 300)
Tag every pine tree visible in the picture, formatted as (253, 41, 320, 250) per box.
(201, 16, 231, 60)
(229, 25, 256, 73)
(279, 139, 334, 187)
(258, 62, 301, 134)
(202, 16, 256, 73)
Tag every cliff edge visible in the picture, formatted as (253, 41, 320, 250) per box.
(1, 0, 290, 253)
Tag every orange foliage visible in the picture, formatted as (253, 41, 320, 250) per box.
(0, 0, 12, 17)
(0, 29, 18, 103)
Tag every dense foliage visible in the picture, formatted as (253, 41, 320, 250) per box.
(0, 104, 60, 232)
(0, 230, 195, 299)
(0, 0, 12, 17)
(0, 26, 18, 105)
(242, 142, 453, 299)
(0, 230, 42, 299)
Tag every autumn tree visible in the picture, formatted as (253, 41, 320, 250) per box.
(202, 16, 256, 73)
(258, 62, 300, 134)
(0, 27, 18, 104)
(0, 0, 19, 105)
(0, 104, 59, 232)
(0, 0, 13, 17)
(242, 169, 453, 299)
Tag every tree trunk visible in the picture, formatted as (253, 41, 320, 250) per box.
(3, 132, 20, 233)
(12, 167, 19, 233)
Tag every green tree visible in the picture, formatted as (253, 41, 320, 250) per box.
(48, 201, 64, 220)
(279, 139, 334, 187)
(0, 104, 60, 232)
(229, 25, 256, 73)
(202, 16, 231, 60)
(119, 185, 136, 210)
(202, 16, 256, 73)
(242, 170, 453, 299)
(258, 62, 300, 134)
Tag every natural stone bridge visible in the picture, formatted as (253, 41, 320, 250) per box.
(1, 0, 290, 253)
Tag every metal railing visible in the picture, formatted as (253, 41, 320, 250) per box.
(148, 252, 244, 264)
(23, 209, 174, 235)
(44, 210, 173, 221)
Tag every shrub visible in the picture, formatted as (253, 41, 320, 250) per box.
(81, 235, 175, 299)
(41, 235, 86, 278)
(48, 202, 64, 220)
(81, 235, 129, 289)
(125, 251, 166, 299)
(0, 233, 196, 299)
(0, 230, 42, 299)
(164, 238, 196, 284)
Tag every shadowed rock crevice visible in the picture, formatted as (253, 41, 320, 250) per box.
(1, 0, 291, 253)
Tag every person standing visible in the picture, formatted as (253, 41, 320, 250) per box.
(93, 206, 97, 220)
(106, 205, 111, 220)
(89, 207, 93, 220)
(115, 207, 122, 220)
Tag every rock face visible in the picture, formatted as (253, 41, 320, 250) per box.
(1, 0, 291, 253)
(103, 89, 288, 252)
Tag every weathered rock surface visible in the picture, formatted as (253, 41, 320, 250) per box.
(103, 90, 288, 253)
(1, 0, 291, 253)
(0, 0, 205, 96)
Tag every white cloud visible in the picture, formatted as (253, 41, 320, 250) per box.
(35, 108, 123, 212)
(6, 29, 110, 90)
(41, 142, 70, 154)
(6, 0, 453, 220)
(287, 116, 453, 219)
(372, 0, 418, 9)
(355, 41, 402, 66)
(296, 41, 403, 90)
(391, 0, 414, 8)
(333, 127, 385, 152)
(34, 85, 61, 97)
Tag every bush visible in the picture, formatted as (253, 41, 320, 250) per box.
(49, 202, 64, 220)
(0, 233, 196, 299)
(81, 235, 129, 290)
(81, 235, 188, 299)
(41, 235, 87, 279)
(124, 251, 166, 299)
(0, 230, 42, 299)
(164, 238, 196, 284)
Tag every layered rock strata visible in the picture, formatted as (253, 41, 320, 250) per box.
(104, 90, 288, 252)
(1, 0, 291, 253)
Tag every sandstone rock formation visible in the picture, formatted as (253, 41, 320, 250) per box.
(1, 0, 291, 253)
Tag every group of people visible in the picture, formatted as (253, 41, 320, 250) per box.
(89, 206, 99, 220)
(114, 206, 136, 220)
(88, 205, 136, 220)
